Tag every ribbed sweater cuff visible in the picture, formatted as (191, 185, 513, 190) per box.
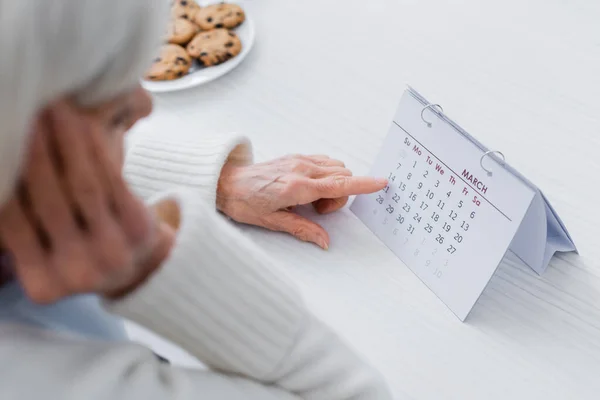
(104, 188, 307, 380)
(123, 132, 253, 208)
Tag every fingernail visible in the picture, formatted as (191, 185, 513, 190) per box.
(320, 239, 329, 250)
(375, 178, 388, 185)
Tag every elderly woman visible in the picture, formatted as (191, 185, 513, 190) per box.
(0, 1, 392, 399)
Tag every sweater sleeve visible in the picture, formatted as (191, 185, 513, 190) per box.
(104, 188, 392, 400)
(123, 130, 253, 207)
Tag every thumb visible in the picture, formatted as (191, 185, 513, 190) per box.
(261, 211, 330, 250)
(104, 222, 175, 300)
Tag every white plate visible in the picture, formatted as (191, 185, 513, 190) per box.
(142, 1, 255, 93)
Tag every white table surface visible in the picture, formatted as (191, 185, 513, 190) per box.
(126, 0, 600, 398)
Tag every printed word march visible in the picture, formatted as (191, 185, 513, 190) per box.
(351, 87, 576, 320)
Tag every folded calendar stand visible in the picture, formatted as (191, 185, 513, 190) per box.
(408, 88, 577, 275)
(510, 191, 577, 274)
(351, 86, 577, 320)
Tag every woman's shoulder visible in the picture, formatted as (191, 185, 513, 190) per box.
(0, 318, 302, 400)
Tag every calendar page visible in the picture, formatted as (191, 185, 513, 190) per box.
(351, 89, 536, 321)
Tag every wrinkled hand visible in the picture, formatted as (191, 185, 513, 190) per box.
(0, 101, 165, 303)
(217, 154, 387, 249)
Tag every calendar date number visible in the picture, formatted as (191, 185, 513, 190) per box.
(368, 138, 487, 277)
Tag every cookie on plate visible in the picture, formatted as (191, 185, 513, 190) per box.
(145, 44, 192, 81)
(171, 0, 201, 21)
(193, 3, 245, 30)
(186, 28, 242, 67)
(167, 18, 199, 45)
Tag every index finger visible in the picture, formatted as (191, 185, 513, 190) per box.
(311, 176, 388, 199)
(87, 115, 154, 249)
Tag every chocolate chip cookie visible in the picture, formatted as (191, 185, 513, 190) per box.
(167, 18, 198, 45)
(171, 0, 201, 21)
(145, 44, 192, 81)
(193, 3, 245, 30)
(186, 28, 242, 67)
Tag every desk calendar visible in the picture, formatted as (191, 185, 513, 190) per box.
(351, 87, 577, 321)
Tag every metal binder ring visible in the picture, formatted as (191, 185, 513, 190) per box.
(421, 104, 444, 128)
(480, 150, 506, 176)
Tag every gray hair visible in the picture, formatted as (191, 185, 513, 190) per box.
(0, 0, 168, 204)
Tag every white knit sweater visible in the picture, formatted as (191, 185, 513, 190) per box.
(0, 130, 392, 399)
